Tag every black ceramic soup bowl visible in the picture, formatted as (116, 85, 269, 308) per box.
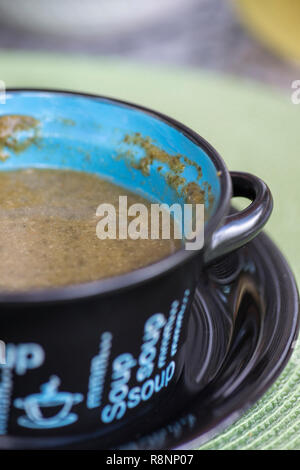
(0, 90, 272, 449)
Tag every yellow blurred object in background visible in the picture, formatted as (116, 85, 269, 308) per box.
(235, 0, 300, 63)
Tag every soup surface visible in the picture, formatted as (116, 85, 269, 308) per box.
(0, 169, 180, 291)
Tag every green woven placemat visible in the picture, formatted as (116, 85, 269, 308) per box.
(1, 51, 299, 450)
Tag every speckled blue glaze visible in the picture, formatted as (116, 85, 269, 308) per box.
(1, 91, 220, 226)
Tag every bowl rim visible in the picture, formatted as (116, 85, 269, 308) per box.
(0, 88, 232, 303)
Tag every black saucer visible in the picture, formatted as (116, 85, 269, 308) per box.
(110, 231, 299, 450)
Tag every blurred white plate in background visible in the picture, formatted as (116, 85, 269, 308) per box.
(0, 0, 194, 36)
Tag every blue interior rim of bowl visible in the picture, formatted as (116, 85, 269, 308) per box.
(0, 90, 230, 302)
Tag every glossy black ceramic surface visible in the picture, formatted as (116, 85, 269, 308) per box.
(0, 91, 274, 447)
(65, 230, 298, 450)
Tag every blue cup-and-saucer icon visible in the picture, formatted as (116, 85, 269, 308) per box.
(14, 375, 83, 429)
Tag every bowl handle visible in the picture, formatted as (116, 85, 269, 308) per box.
(205, 171, 273, 263)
